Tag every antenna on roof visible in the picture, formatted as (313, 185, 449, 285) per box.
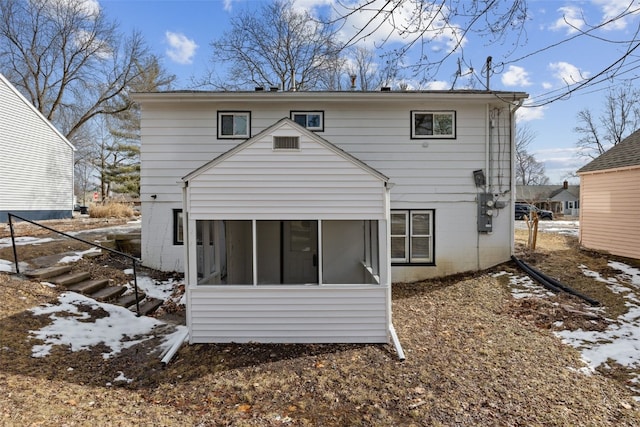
(485, 56, 492, 90)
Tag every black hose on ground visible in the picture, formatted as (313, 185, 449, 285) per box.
(511, 256, 600, 307)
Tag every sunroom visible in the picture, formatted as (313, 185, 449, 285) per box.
(180, 119, 402, 356)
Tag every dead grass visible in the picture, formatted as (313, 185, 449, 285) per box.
(88, 201, 136, 219)
(514, 228, 635, 319)
(0, 223, 639, 425)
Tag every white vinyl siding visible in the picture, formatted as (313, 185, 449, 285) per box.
(188, 286, 389, 343)
(186, 123, 387, 220)
(0, 76, 74, 216)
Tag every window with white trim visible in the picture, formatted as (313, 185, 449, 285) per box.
(411, 111, 455, 139)
(218, 111, 250, 138)
(391, 210, 434, 264)
(291, 111, 324, 131)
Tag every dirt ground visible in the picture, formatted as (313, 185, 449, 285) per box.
(1, 219, 639, 426)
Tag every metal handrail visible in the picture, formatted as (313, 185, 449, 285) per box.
(8, 213, 142, 316)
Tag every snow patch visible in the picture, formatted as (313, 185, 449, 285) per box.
(29, 292, 186, 360)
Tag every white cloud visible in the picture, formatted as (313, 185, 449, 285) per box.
(223, 0, 234, 12)
(423, 80, 449, 90)
(293, 0, 333, 12)
(331, 0, 466, 52)
(165, 31, 198, 65)
(516, 100, 546, 122)
(548, 61, 589, 85)
(593, 0, 640, 31)
(533, 147, 589, 183)
(549, 6, 584, 34)
(501, 65, 532, 87)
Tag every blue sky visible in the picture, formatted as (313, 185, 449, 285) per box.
(99, 0, 640, 184)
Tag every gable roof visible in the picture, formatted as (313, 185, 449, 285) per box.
(577, 129, 640, 174)
(0, 73, 75, 152)
(183, 117, 389, 183)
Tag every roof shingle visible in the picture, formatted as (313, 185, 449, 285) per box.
(577, 129, 640, 173)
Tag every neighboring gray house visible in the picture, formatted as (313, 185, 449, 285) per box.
(516, 181, 580, 216)
(577, 130, 640, 259)
(133, 89, 528, 353)
(0, 74, 75, 222)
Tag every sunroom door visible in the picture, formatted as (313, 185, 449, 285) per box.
(283, 220, 318, 284)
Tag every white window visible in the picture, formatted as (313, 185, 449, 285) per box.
(411, 111, 456, 139)
(291, 111, 324, 131)
(218, 111, 250, 138)
(391, 210, 434, 263)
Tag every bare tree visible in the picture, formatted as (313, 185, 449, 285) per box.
(574, 84, 640, 159)
(515, 124, 549, 185)
(346, 47, 381, 90)
(206, 0, 338, 91)
(105, 55, 175, 196)
(0, 0, 149, 143)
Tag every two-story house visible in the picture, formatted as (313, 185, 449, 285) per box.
(134, 89, 528, 357)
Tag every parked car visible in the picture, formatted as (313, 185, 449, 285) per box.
(73, 204, 89, 215)
(515, 203, 553, 220)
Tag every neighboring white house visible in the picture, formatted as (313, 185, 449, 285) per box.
(0, 74, 75, 222)
(516, 181, 580, 216)
(134, 89, 528, 354)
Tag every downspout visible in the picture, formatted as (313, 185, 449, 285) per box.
(181, 181, 192, 343)
(485, 104, 491, 194)
(509, 99, 525, 256)
(385, 181, 405, 360)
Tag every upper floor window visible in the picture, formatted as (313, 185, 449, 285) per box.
(218, 111, 250, 138)
(411, 111, 456, 139)
(291, 111, 324, 131)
